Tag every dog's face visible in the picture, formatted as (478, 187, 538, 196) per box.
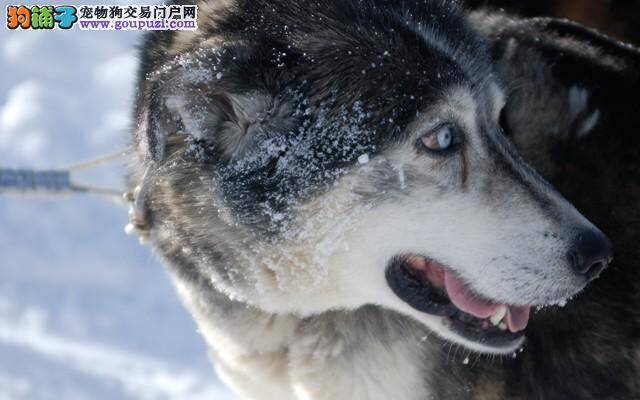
(302, 84, 613, 354)
(135, 1, 613, 354)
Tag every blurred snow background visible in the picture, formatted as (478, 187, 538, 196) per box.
(0, 2, 236, 399)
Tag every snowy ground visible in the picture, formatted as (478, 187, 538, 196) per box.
(0, 3, 237, 399)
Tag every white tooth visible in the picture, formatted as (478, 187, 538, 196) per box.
(498, 322, 507, 331)
(490, 305, 508, 326)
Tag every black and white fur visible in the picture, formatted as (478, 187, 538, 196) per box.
(128, 1, 640, 399)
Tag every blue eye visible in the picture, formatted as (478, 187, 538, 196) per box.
(436, 126, 452, 148)
(418, 124, 460, 154)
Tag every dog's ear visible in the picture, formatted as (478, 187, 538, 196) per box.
(133, 46, 301, 164)
(471, 13, 640, 175)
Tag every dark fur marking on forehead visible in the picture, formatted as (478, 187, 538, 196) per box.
(212, 0, 494, 91)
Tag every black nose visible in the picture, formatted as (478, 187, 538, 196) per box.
(568, 230, 613, 281)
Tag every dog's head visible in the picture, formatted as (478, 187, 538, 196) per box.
(131, 0, 623, 354)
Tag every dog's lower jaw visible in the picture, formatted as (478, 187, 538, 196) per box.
(384, 256, 530, 355)
(391, 302, 526, 356)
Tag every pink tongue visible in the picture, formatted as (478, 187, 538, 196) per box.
(505, 306, 530, 333)
(444, 271, 531, 332)
(444, 272, 498, 319)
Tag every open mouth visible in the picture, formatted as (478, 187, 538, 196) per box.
(386, 255, 531, 351)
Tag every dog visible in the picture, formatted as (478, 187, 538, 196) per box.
(127, 1, 640, 398)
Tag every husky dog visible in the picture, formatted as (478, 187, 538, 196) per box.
(128, 1, 640, 399)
